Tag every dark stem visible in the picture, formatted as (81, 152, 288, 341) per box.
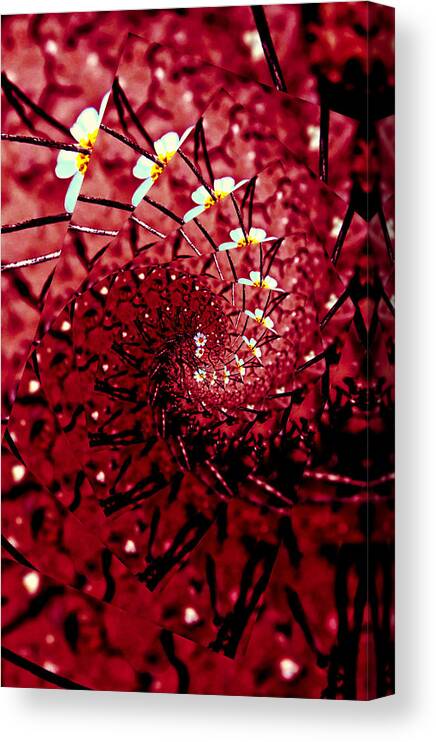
(251, 6, 288, 93)
(99, 123, 160, 164)
(1, 132, 89, 154)
(1, 213, 70, 234)
(2, 71, 73, 138)
(319, 102, 330, 183)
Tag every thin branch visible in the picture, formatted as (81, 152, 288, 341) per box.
(319, 102, 329, 183)
(1, 213, 70, 234)
(1, 250, 61, 271)
(113, 77, 155, 148)
(69, 223, 119, 237)
(131, 215, 165, 239)
(251, 6, 288, 93)
(177, 148, 216, 200)
(99, 123, 160, 164)
(77, 194, 134, 212)
(331, 202, 354, 265)
(2, 71, 73, 138)
(1, 133, 89, 154)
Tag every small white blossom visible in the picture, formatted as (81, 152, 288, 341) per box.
(218, 227, 276, 251)
(55, 91, 110, 213)
(183, 177, 248, 222)
(132, 126, 193, 206)
(238, 271, 282, 291)
(245, 308, 275, 331)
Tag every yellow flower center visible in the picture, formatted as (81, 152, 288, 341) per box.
(76, 128, 99, 175)
(204, 188, 229, 209)
(237, 236, 259, 248)
(151, 151, 176, 181)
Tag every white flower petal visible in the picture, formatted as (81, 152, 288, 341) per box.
(191, 185, 210, 205)
(218, 242, 238, 252)
(238, 278, 252, 285)
(64, 171, 84, 213)
(183, 204, 206, 222)
(233, 179, 249, 192)
(132, 178, 154, 207)
(154, 131, 179, 158)
(249, 271, 261, 283)
(133, 155, 154, 180)
(214, 176, 235, 194)
(55, 150, 78, 179)
(98, 91, 111, 124)
(179, 125, 194, 146)
(249, 228, 267, 242)
(229, 228, 244, 242)
(70, 107, 99, 142)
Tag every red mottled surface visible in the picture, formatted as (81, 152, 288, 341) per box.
(1, 3, 394, 699)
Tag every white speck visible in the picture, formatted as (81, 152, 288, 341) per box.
(184, 606, 200, 625)
(61, 320, 71, 331)
(23, 571, 40, 595)
(12, 464, 25, 482)
(280, 657, 299, 680)
(96, 470, 106, 483)
(100, 286, 109, 295)
(87, 52, 99, 67)
(45, 40, 58, 54)
(124, 539, 136, 554)
(155, 67, 165, 80)
(46, 634, 55, 644)
(43, 661, 58, 673)
(28, 379, 40, 393)
(243, 30, 264, 62)
(91, 411, 99, 420)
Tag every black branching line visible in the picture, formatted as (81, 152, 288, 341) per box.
(251, 6, 288, 93)
(77, 194, 134, 212)
(1, 133, 89, 154)
(101, 548, 116, 603)
(99, 123, 160, 164)
(1, 535, 36, 569)
(331, 202, 354, 265)
(177, 147, 216, 199)
(2, 71, 73, 138)
(1, 212, 70, 234)
(197, 117, 214, 183)
(159, 630, 190, 693)
(142, 193, 184, 224)
(319, 102, 329, 183)
(113, 77, 155, 148)
(2, 646, 90, 690)
(378, 204, 394, 262)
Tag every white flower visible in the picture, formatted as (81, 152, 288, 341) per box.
(238, 271, 282, 291)
(234, 355, 245, 377)
(245, 308, 275, 331)
(218, 227, 276, 251)
(131, 126, 193, 207)
(242, 336, 262, 359)
(194, 331, 207, 347)
(194, 368, 207, 383)
(195, 347, 204, 359)
(222, 366, 230, 384)
(55, 91, 110, 213)
(183, 177, 248, 222)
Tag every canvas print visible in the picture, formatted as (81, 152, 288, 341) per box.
(1, 2, 395, 700)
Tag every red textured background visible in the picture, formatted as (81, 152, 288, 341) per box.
(1, 3, 394, 700)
